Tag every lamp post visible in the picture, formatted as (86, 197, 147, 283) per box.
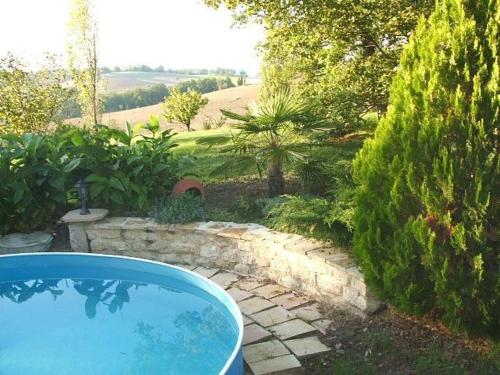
(75, 177, 90, 215)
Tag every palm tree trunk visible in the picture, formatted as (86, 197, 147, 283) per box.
(267, 163, 285, 197)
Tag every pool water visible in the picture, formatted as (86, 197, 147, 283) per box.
(0, 255, 242, 375)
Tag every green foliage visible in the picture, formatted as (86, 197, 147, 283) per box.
(163, 89, 208, 132)
(103, 84, 170, 112)
(0, 54, 69, 135)
(200, 89, 323, 196)
(63, 117, 179, 214)
(67, 0, 101, 125)
(0, 118, 179, 233)
(206, 0, 433, 134)
(177, 76, 235, 94)
(353, 0, 499, 335)
(61, 84, 171, 118)
(0, 133, 70, 233)
(263, 195, 338, 243)
(150, 193, 206, 224)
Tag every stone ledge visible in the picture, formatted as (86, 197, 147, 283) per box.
(65, 217, 382, 313)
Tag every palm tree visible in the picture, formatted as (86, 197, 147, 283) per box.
(200, 90, 321, 197)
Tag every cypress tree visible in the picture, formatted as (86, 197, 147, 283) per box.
(353, 0, 499, 335)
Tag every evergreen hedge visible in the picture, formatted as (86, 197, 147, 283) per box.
(353, 0, 499, 336)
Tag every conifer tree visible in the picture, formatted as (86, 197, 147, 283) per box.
(353, 0, 499, 335)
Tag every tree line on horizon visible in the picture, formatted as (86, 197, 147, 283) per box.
(100, 65, 248, 78)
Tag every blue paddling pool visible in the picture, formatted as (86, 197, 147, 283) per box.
(0, 253, 243, 374)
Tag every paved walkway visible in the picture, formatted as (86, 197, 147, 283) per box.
(179, 265, 333, 375)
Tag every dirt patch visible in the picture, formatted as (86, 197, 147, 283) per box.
(303, 305, 499, 374)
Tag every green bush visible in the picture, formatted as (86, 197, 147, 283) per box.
(353, 0, 498, 335)
(263, 195, 341, 244)
(150, 193, 206, 224)
(63, 117, 179, 215)
(0, 133, 70, 233)
(0, 117, 180, 234)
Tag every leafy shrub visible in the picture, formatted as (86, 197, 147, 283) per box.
(0, 117, 180, 234)
(63, 117, 179, 215)
(263, 195, 341, 244)
(208, 197, 265, 223)
(0, 54, 68, 134)
(353, 0, 498, 335)
(150, 193, 206, 224)
(0, 133, 71, 234)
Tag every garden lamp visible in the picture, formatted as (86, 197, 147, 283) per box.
(75, 177, 90, 215)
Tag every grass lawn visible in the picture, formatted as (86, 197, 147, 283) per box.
(171, 128, 261, 183)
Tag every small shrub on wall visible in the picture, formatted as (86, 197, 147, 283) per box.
(353, 0, 498, 336)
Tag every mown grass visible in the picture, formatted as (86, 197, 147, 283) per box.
(172, 128, 261, 183)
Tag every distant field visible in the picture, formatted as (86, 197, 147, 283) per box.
(88, 84, 260, 132)
(101, 71, 203, 92)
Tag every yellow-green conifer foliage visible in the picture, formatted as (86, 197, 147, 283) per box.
(353, 0, 498, 336)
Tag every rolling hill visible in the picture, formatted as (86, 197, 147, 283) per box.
(69, 85, 259, 132)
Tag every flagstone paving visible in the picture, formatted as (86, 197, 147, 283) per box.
(187, 266, 333, 374)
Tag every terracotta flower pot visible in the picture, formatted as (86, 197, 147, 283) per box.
(171, 178, 206, 198)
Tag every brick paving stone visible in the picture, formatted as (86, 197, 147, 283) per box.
(283, 336, 331, 359)
(243, 324, 272, 345)
(270, 293, 311, 310)
(227, 287, 254, 302)
(290, 303, 323, 322)
(250, 306, 296, 328)
(236, 278, 267, 291)
(238, 297, 275, 316)
(268, 319, 317, 340)
(311, 319, 332, 335)
(253, 284, 287, 299)
(243, 315, 254, 326)
(210, 272, 240, 289)
(193, 267, 219, 278)
(244, 340, 290, 364)
(248, 354, 302, 375)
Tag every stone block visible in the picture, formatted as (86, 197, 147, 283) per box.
(290, 304, 323, 322)
(268, 319, 317, 340)
(193, 267, 219, 278)
(61, 209, 108, 224)
(253, 284, 287, 299)
(310, 319, 332, 335)
(68, 223, 89, 252)
(236, 278, 266, 291)
(238, 297, 275, 315)
(244, 340, 290, 364)
(283, 336, 330, 359)
(242, 323, 272, 345)
(233, 263, 250, 275)
(250, 306, 296, 328)
(284, 238, 324, 254)
(210, 272, 239, 289)
(217, 227, 248, 239)
(270, 293, 311, 310)
(248, 354, 302, 375)
(227, 287, 253, 302)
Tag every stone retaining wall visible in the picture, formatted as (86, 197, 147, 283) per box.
(73, 217, 381, 313)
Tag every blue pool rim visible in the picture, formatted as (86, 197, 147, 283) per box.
(0, 252, 244, 375)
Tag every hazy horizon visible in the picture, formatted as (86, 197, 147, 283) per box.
(0, 0, 264, 75)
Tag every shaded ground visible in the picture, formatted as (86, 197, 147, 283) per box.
(303, 305, 499, 374)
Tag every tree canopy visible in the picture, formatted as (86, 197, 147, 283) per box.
(205, 0, 433, 133)
(0, 54, 68, 134)
(162, 89, 208, 132)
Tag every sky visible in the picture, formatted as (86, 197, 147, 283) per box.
(0, 0, 264, 75)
